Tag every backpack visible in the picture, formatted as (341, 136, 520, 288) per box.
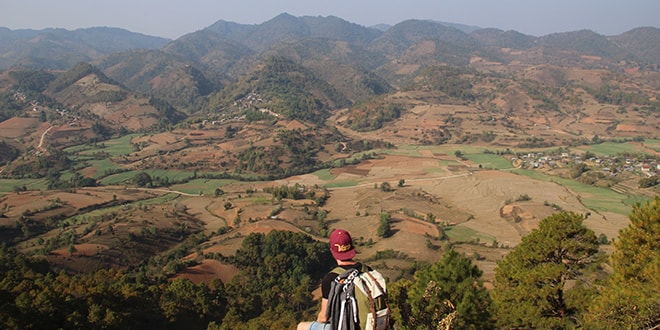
(326, 264, 391, 330)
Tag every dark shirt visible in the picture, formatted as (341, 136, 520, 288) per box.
(320, 262, 366, 299)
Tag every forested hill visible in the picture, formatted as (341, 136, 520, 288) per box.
(206, 56, 350, 124)
(0, 27, 169, 69)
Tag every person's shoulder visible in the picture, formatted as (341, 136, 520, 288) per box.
(323, 269, 340, 281)
(360, 262, 372, 270)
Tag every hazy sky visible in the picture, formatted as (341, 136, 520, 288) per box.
(2, 0, 658, 39)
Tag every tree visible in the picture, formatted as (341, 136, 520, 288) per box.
(224, 231, 333, 324)
(316, 209, 328, 222)
(380, 181, 392, 192)
(390, 249, 493, 329)
(398, 179, 405, 187)
(570, 162, 588, 179)
(377, 212, 392, 237)
(491, 212, 599, 329)
(159, 278, 218, 328)
(638, 175, 659, 188)
(584, 197, 660, 329)
(13, 185, 26, 194)
(133, 172, 152, 187)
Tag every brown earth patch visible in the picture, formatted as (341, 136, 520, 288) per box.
(0, 117, 43, 138)
(52, 243, 109, 257)
(616, 124, 639, 131)
(174, 259, 240, 285)
(331, 164, 371, 176)
(205, 220, 305, 258)
(180, 197, 229, 234)
(396, 215, 439, 236)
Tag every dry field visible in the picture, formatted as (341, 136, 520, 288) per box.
(164, 151, 631, 285)
(0, 144, 639, 286)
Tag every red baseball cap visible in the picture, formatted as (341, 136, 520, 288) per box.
(329, 229, 356, 260)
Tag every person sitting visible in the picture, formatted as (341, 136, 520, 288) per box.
(297, 229, 362, 330)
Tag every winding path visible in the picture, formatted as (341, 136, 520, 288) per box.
(38, 126, 54, 150)
(328, 172, 472, 190)
(127, 187, 202, 197)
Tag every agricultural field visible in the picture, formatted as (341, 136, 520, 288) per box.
(3, 130, 657, 285)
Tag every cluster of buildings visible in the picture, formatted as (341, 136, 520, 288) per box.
(514, 151, 659, 177)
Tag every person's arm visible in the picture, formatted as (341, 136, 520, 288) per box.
(316, 298, 329, 322)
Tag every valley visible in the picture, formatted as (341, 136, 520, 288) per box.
(0, 14, 658, 328)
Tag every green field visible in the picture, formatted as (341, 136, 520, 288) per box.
(464, 153, 513, 170)
(642, 139, 660, 153)
(63, 193, 181, 226)
(324, 180, 359, 189)
(65, 133, 141, 157)
(171, 178, 246, 196)
(0, 178, 49, 192)
(87, 159, 123, 179)
(574, 141, 648, 156)
(512, 169, 649, 215)
(425, 166, 448, 174)
(378, 145, 422, 157)
(444, 225, 496, 244)
(312, 169, 336, 181)
(99, 169, 197, 186)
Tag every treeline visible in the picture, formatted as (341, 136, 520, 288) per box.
(587, 84, 660, 109)
(263, 183, 330, 206)
(0, 230, 332, 329)
(0, 141, 20, 166)
(0, 246, 225, 329)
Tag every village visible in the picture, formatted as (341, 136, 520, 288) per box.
(510, 147, 659, 180)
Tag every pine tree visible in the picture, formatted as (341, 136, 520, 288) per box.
(585, 197, 660, 329)
(378, 212, 392, 237)
(491, 212, 599, 329)
(391, 249, 493, 329)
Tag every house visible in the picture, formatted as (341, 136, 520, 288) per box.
(641, 164, 653, 174)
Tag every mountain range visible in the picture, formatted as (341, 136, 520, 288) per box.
(1, 13, 658, 71)
(0, 13, 658, 144)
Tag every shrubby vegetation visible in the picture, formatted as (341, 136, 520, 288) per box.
(49, 63, 116, 93)
(639, 174, 659, 188)
(587, 84, 660, 109)
(207, 56, 349, 125)
(406, 65, 476, 101)
(345, 98, 403, 131)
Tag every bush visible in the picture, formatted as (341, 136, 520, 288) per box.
(639, 175, 659, 188)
